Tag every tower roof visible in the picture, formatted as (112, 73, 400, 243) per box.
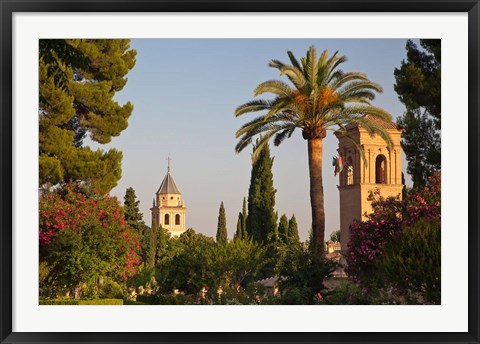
(156, 171, 181, 195)
(345, 114, 400, 130)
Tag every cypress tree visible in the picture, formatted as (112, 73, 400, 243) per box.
(234, 212, 243, 241)
(241, 197, 248, 237)
(246, 142, 277, 244)
(123, 187, 145, 232)
(216, 201, 228, 244)
(278, 214, 289, 243)
(288, 214, 300, 244)
(156, 225, 167, 264)
(147, 218, 158, 270)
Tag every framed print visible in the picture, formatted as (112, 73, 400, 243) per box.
(1, 0, 479, 343)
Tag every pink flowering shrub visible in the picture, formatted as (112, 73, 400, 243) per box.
(39, 183, 141, 298)
(346, 173, 441, 290)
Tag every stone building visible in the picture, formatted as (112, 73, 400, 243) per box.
(335, 115, 403, 250)
(150, 163, 187, 237)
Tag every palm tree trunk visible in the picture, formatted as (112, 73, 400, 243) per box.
(307, 138, 325, 255)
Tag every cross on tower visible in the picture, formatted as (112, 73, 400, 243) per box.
(166, 155, 172, 172)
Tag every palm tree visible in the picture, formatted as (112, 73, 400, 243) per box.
(234, 46, 394, 255)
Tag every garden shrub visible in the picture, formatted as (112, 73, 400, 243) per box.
(378, 218, 441, 304)
(346, 173, 441, 303)
(78, 299, 123, 305)
(39, 183, 141, 298)
(39, 299, 123, 305)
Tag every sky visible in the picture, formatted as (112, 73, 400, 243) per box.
(91, 39, 413, 241)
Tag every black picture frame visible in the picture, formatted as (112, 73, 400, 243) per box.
(1, 1, 479, 343)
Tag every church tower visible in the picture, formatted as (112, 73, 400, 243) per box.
(335, 115, 403, 251)
(150, 160, 187, 237)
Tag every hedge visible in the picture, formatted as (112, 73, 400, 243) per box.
(40, 298, 123, 305)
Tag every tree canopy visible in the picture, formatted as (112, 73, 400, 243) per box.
(246, 142, 277, 245)
(123, 187, 145, 232)
(216, 201, 228, 244)
(394, 39, 441, 187)
(39, 39, 136, 194)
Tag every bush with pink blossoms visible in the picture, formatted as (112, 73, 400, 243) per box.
(346, 173, 441, 302)
(39, 183, 141, 299)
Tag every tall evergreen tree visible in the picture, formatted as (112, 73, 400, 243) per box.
(246, 142, 277, 244)
(39, 39, 136, 194)
(278, 214, 289, 243)
(234, 213, 244, 241)
(216, 202, 228, 244)
(123, 187, 145, 232)
(156, 225, 167, 265)
(241, 197, 248, 237)
(288, 214, 300, 244)
(394, 39, 441, 187)
(147, 218, 158, 270)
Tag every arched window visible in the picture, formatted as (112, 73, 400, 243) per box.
(175, 214, 181, 225)
(164, 214, 170, 225)
(375, 155, 387, 184)
(347, 157, 354, 185)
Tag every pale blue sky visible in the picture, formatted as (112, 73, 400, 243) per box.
(94, 39, 413, 241)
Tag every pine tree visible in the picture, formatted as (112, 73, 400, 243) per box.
(216, 201, 228, 244)
(288, 214, 300, 244)
(278, 214, 289, 243)
(39, 39, 136, 194)
(147, 218, 158, 270)
(394, 39, 441, 187)
(246, 142, 277, 244)
(123, 187, 145, 232)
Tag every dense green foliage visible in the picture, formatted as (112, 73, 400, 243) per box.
(158, 229, 215, 295)
(234, 197, 248, 240)
(234, 213, 244, 240)
(246, 142, 278, 244)
(278, 214, 289, 243)
(39, 184, 141, 299)
(40, 298, 123, 305)
(288, 214, 300, 244)
(39, 39, 136, 194)
(235, 46, 393, 254)
(123, 187, 145, 232)
(276, 248, 336, 304)
(216, 202, 228, 244)
(147, 219, 158, 270)
(378, 218, 440, 304)
(346, 173, 441, 304)
(329, 230, 340, 242)
(394, 40, 441, 187)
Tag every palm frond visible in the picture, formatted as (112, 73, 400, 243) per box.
(235, 99, 274, 117)
(235, 136, 253, 153)
(306, 46, 318, 89)
(335, 126, 368, 166)
(278, 65, 308, 92)
(287, 50, 302, 71)
(327, 52, 347, 80)
(254, 80, 293, 97)
(328, 69, 344, 84)
(273, 125, 297, 146)
(330, 71, 370, 89)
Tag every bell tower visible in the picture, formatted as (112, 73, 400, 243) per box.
(335, 115, 403, 250)
(150, 158, 187, 237)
